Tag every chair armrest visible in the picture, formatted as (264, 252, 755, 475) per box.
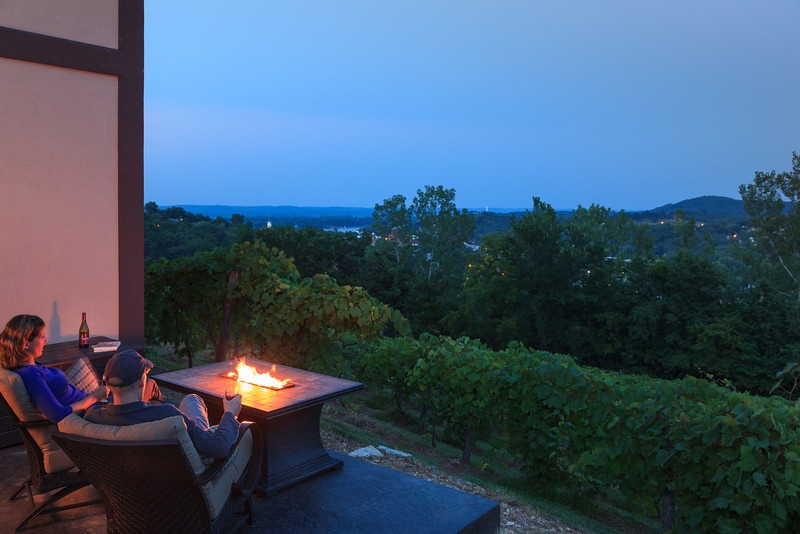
(195, 421, 261, 487)
(231, 422, 263, 498)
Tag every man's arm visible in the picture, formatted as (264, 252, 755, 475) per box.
(184, 411, 240, 458)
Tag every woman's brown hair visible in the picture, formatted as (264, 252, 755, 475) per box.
(0, 314, 45, 370)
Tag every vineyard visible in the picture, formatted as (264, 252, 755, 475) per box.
(348, 334, 800, 533)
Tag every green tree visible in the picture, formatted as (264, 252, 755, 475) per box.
(144, 203, 240, 260)
(739, 151, 800, 315)
(559, 205, 647, 368)
(363, 186, 476, 335)
(371, 194, 413, 263)
(360, 194, 416, 317)
(733, 150, 800, 392)
(458, 197, 568, 351)
(623, 248, 733, 380)
(255, 224, 369, 284)
(145, 201, 160, 215)
(446, 231, 522, 347)
(146, 240, 407, 371)
(410, 186, 476, 333)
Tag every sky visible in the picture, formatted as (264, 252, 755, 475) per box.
(143, 1, 800, 212)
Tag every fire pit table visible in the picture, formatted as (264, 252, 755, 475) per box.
(153, 360, 363, 495)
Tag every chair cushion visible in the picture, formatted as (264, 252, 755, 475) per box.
(0, 367, 73, 473)
(202, 426, 253, 519)
(58, 414, 206, 475)
(58, 413, 253, 520)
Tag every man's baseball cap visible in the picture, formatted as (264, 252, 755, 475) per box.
(103, 350, 154, 387)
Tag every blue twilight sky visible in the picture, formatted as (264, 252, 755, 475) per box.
(143, 1, 800, 212)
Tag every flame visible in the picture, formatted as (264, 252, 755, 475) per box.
(227, 358, 291, 390)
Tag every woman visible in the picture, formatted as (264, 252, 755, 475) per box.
(0, 314, 108, 422)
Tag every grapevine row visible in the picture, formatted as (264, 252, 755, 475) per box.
(352, 334, 800, 533)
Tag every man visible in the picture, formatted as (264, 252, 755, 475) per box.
(83, 350, 241, 458)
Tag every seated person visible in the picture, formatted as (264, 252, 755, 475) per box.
(0, 314, 163, 423)
(85, 350, 242, 459)
(1, 314, 115, 422)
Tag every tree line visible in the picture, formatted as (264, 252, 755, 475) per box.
(144, 153, 800, 397)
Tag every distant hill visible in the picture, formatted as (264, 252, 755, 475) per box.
(629, 196, 747, 220)
(173, 196, 748, 222)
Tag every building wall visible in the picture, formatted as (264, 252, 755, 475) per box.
(0, 1, 144, 343)
(0, 0, 118, 47)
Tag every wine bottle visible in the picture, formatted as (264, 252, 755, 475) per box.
(79, 312, 90, 348)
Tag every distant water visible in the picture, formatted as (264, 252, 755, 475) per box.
(176, 205, 374, 219)
(324, 227, 365, 233)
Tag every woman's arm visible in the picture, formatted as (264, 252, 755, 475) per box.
(21, 371, 75, 422)
(69, 385, 108, 413)
(19, 366, 107, 422)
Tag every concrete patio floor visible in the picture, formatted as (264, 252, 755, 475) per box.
(0, 442, 500, 534)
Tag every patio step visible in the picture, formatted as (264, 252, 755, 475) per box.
(258, 451, 501, 533)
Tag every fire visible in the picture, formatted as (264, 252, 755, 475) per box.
(227, 358, 292, 390)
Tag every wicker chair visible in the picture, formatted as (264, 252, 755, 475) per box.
(0, 367, 98, 532)
(53, 414, 263, 534)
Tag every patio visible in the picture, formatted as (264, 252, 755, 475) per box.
(0, 439, 500, 533)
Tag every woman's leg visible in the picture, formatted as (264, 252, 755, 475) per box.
(178, 393, 211, 430)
